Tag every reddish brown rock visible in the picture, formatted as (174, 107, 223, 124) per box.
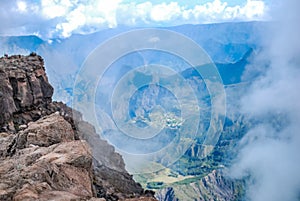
(0, 116, 93, 200)
(0, 54, 53, 132)
(18, 113, 75, 148)
(0, 54, 156, 201)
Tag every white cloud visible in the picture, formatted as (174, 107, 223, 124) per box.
(52, 0, 122, 37)
(240, 0, 265, 19)
(117, 2, 152, 25)
(41, 0, 73, 19)
(94, 0, 121, 27)
(230, 0, 300, 200)
(17, 1, 27, 12)
(188, 0, 266, 23)
(116, 0, 267, 28)
(150, 2, 181, 22)
(56, 5, 86, 37)
(193, 0, 228, 19)
(0, 0, 268, 38)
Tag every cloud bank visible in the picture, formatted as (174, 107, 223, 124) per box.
(0, 0, 267, 38)
(230, 0, 300, 200)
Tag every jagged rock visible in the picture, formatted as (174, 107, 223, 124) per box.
(0, 54, 156, 201)
(0, 54, 53, 132)
(17, 113, 75, 148)
(155, 187, 177, 201)
(77, 120, 125, 172)
(0, 120, 93, 200)
(93, 164, 144, 200)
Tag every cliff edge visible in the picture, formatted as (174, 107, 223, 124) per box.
(0, 53, 156, 201)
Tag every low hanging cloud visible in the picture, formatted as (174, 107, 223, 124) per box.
(230, 0, 300, 200)
(0, 0, 267, 38)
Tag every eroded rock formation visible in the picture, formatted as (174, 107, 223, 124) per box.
(0, 54, 156, 201)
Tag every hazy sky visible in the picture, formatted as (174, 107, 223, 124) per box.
(0, 0, 270, 38)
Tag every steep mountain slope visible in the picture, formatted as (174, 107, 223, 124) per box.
(0, 54, 156, 201)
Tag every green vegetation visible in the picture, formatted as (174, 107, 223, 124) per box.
(130, 68, 252, 199)
(146, 181, 165, 189)
(133, 114, 250, 201)
(173, 175, 206, 186)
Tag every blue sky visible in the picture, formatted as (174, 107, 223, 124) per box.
(123, 0, 253, 7)
(0, 0, 271, 38)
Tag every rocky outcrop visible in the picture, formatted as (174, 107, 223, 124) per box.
(0, 54, 156, 201)
(0, 116, 93, 200)
(155, 188, 177, 201)
(0, 53, 53, 131)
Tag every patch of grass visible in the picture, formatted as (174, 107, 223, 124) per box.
(146, 181, 165, 189)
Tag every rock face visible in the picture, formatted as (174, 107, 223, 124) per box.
(0, 54, 156, 201)
(0, 53, 53, 131)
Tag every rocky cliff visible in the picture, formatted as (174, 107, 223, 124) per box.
(0, 53, 156, 201)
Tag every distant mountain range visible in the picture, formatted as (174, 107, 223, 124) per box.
(0, 21, 269, 200)
(0, 21, 267, 105)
